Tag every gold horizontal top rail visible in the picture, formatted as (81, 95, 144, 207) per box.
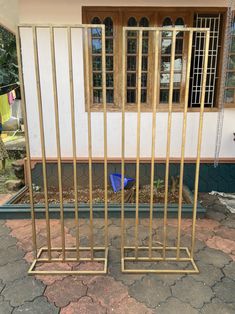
(18, 24, 105, 29)
(123, 26, 210, 32)
(18, 24, 209, 33)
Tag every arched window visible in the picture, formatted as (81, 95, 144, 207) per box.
(163, 17, 173, 27)
(139, 17, 149, 27)
(126, 17, 149, 104)
(175, 17, 184, 26)
(91, 16, 114, 104)
(160, 17, 183, 104)
(128, 17, 137, 26)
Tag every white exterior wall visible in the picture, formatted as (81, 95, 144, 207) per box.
(19, 0, 235, 159)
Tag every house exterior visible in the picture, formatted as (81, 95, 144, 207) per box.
(1, 0, 235, 192)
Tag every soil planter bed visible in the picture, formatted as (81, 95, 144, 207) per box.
(0, 185, 205, 219)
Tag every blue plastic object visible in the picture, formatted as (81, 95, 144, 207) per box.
(109, 173, 135, 193)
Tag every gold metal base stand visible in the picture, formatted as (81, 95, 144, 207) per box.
(28, 246, 108, 275)
(121, 246, 199, 274)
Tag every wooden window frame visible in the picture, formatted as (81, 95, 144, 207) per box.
(224, 10, 235, 108)
(82, 6, 228, 112)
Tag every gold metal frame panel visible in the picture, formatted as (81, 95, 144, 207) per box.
(16, 24, 109, 275)
(121, 26, 210, 274)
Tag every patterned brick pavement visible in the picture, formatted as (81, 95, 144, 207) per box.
(0, 193, 235, 313)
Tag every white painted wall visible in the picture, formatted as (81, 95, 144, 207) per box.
(18, 0, 235, 159)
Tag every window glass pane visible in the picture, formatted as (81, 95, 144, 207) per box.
(161, 56, 182, 72)
(93, 90, 102, 103)
(224, 89, 234, 103)
(173, 89, 180, 103)
(160, 73, 181, 88)
(91, 17, 102, 37)
(127, 90, 136, 103)
(127, 56, 136, 71)
(226, 72, 235, 87)
(141, 89, 147, 103)
(139, 17, 149, 37)
(128, 17, 137, 36)
(175, 38, 183, 54)
(139, 17, 149, 27)
(175, 17, 184, 37)
(106, 90, 114, 103)
(142, 56, 148, 71)
(141, 73, 147, 87)
(162, 17, 173, 37)
(160, 89, 169, 103)
(175, 17, 184, 26)
(106, 56, 113, 71)
(92, 56, 102, 71)
(93, 73, 102, 87)
(228, 55, 235, 70)
(92, 39, 102, 53)
(231, 36, 235, 52)
(142, 38, 148, 53)
(128, 17, 138, 26)
(127, 38, 137, 53)
(106, 73, 113, 87)
(161, 39, 172, 54)
(232, 17, 235, 35)
(104, 17, 113, 36)
(127, 73, 136, 87)
(106, 39, 113, 54)
(163, 17, 172, 26)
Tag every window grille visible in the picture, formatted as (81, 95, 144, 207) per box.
(190, 14, 221, 107)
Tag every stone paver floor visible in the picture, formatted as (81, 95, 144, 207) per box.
(0, 193, 235, 313)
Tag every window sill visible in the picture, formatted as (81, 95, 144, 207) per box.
(88, 104, 222, 112)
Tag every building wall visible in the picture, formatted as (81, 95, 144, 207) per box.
(18, 0, 235, 160)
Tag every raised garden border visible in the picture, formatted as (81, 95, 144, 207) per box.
(0, 186, 205, 219)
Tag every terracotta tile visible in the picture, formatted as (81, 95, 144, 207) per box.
(206, 236, 235, 255)
(61, 296, 106, 314)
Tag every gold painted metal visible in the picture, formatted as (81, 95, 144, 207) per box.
(18, 24, 108, 275)
(50, 26, 66, 261)
(16, 27, 37, 258)
(122, 26, 210, 274)
(121, 27, 126, 260)
(190, 30, 210, 259)
(84, 26, 94, 260)
(134, 30, 143, 259)
(67, 27, 80, 260)
(32, 26, 52, 260)
(18, 24, 209, 275)
(149, 30, 160, 258)
(101, 26, 108, 248)
(162, 30, 176, 260)
(176, 31, 193, 259)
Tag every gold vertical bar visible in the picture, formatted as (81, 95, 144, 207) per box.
(191, 30, 210, 258)
(50, 26, 66, 261)
(121, 28, 126, 259)
(101, 25, 108, 248)
(149, 30, 159, 258)
(67, 27, 80, 260)
(163, 30, 176, 259)
(84, 27, 94, 259)
(32, 26, 51, 260)
(176, 30, 193, 259)
(134, 30, 143, 259)
(16, 27, 37, 258)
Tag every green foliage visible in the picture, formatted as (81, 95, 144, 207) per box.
(153, 179, 164, 190)
(0, 26, 18, 90)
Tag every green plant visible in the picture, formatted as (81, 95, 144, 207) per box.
(0, 26, 18, 92)
(154, 179, 164, 190)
